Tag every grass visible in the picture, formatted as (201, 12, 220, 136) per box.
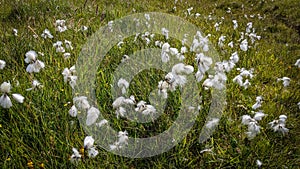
(0, 0, 299, 168)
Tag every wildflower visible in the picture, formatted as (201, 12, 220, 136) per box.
(96, 119, 108, 127)
(158, 80, 169, 99)
(277, 77, 290, 87)
(242, 79, 251, 89)
(230, 52, 239, 64)
(65, 40, 73, 50)
(115, 106, 126, 118)
(53, 41, 65, 53)
(240, 39, 248, 51)
(205, 118, 220, 129)
(70, 148, 81, 162)
(0, 82, 24, 108)
(228, 41, 234, 48)
(112, 96, 135, 118)
(13, 28, 18, 36)
(26, 80, 42, 91)
(248, 32, 261, 44)
(161, 28, 169, 39)
(241, 112, 265, 139)
(110, 131, 129, 150)
(69, 105, 78, 117)
(55, 19, 67, 32)
(256, 160, 262, 168)
(195, 53, 213, 82)
(87, 147, 99, 158)
(232, 20, 238, 29)
(252, 96, 263, 110)
(214, 22, 220, 31)
(63, 52, 71, 59)
(0, 60, 6, 69)
(218, 35, 226, 48)
(233, 75, 243, 86)
(295, 59, 300, 68)
(239, 68, 254, 79)
(203, 72, 227, 90)
(172, 63, 194, 75)
(121, 55, 130, 63)
(86, 107, 100, 126)
(161, 42, 170, 63)
(41, 29, 53, 39)
(117, 78, 129, 94)
(268, 115, 289, 135)
(187, 7, 193, 15)
(73, 96, 90, 111)
(81, 26, 88, 31)
(135, 100, 156, 115)
(108, 21, 114, 32)
(190, 31, 210, 52)
(246, 22, 252, 33)
(84, 136, 95, 149)
(62, 66, 77, 89)
(25, 50, 45, 73)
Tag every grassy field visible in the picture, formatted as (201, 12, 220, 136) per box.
(0, 0, 299, 168)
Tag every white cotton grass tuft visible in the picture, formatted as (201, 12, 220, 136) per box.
(233, 68, 254, 89)
(110, 131, 129, 150)
(70, 148, 81, 162)
(41, 29, 53, 39)
(158, 80, 169, 99)
(202, 71, 227, 90)
(112, 95, 135, 118)
(232, 20, 238, 29)
(84, 136, 95, 149)
(11, 94, 24, 103)
(0, 60, 6, 69)
(65, 40, 73, 50)
(83, 136, 99, 158)
(256, 160, 262, 168)
(117, 78, 129, 94)
(195, 53, 212, 82)
(53, 41, 65, 53)
(69, 105, 78, 117)
(13, 28, 18, 36)
(161, 28, 169, 39)
(55, 19, 67, 32)
(86, 106, 100, 126)
(277, 77, 290, 87)
(25, 50, 45, 73)
(298, 102, 300, 109)
(218, 35, 226, 48)
(73, 96, 90, 111)
(135, 100, 156, 115)
(205, 118, 220, 129)
(0, 82, 24, 108)
(252, 96, 263, 110)
(161, 42, 171, 63)
(240, 39, 248, 51)
(95, 119, 108, 128)
(268, 115, 289, 135)
(190, 31, 210, 53)
(241, 112, 266, 139)
(26, 80, 42, 91)
(295, 59, 300, 68)
(62, 65, 77, 89)
(157, 63, 194, 98)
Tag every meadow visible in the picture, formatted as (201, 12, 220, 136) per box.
(0, 0, 299, 168)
